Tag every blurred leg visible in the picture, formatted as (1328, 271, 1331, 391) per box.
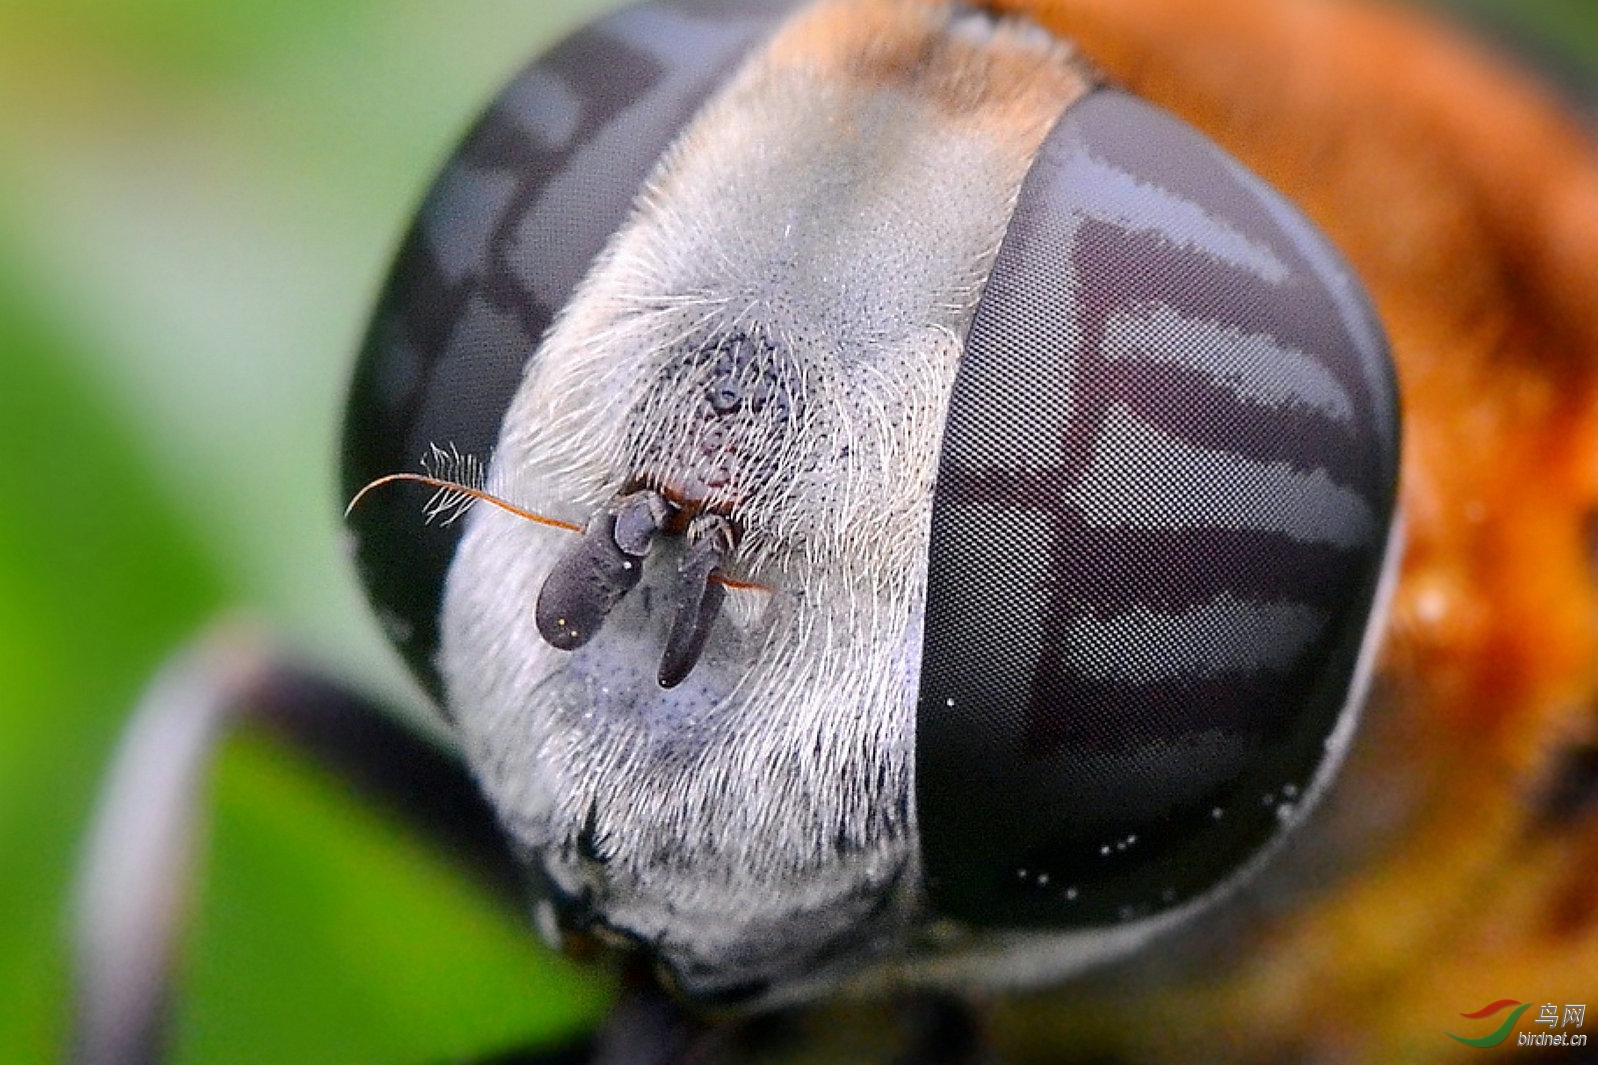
(70, 620, 522, 1065)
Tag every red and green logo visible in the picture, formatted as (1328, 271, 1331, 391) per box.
(1448, 1000, 1533, 1048)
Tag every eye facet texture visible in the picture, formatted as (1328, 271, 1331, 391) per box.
(341, 0, 800, 695)
(915, 90, 1400, 928)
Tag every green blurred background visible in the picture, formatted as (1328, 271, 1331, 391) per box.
(0, 1, 1592, 1063)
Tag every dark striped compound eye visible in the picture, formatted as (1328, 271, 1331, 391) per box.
(916, 90, 1399, 929)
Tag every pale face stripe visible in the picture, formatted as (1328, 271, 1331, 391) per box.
(1055, 144, 1290, 285)
(1067, 403, 1378, 548)
(1102, 303, 1356, 426)
(1062, 591, 1328, 686)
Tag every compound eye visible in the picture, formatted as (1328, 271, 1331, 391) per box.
(916, 90, 1401, 927)
(341, 0, 801, 695)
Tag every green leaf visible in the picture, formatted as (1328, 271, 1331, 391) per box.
(176, 735, 608, 1065)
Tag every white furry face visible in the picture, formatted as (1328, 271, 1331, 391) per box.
(438, 0, 1090, 1002)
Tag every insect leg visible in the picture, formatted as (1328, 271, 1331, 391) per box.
(70, 620, 521, 1065)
